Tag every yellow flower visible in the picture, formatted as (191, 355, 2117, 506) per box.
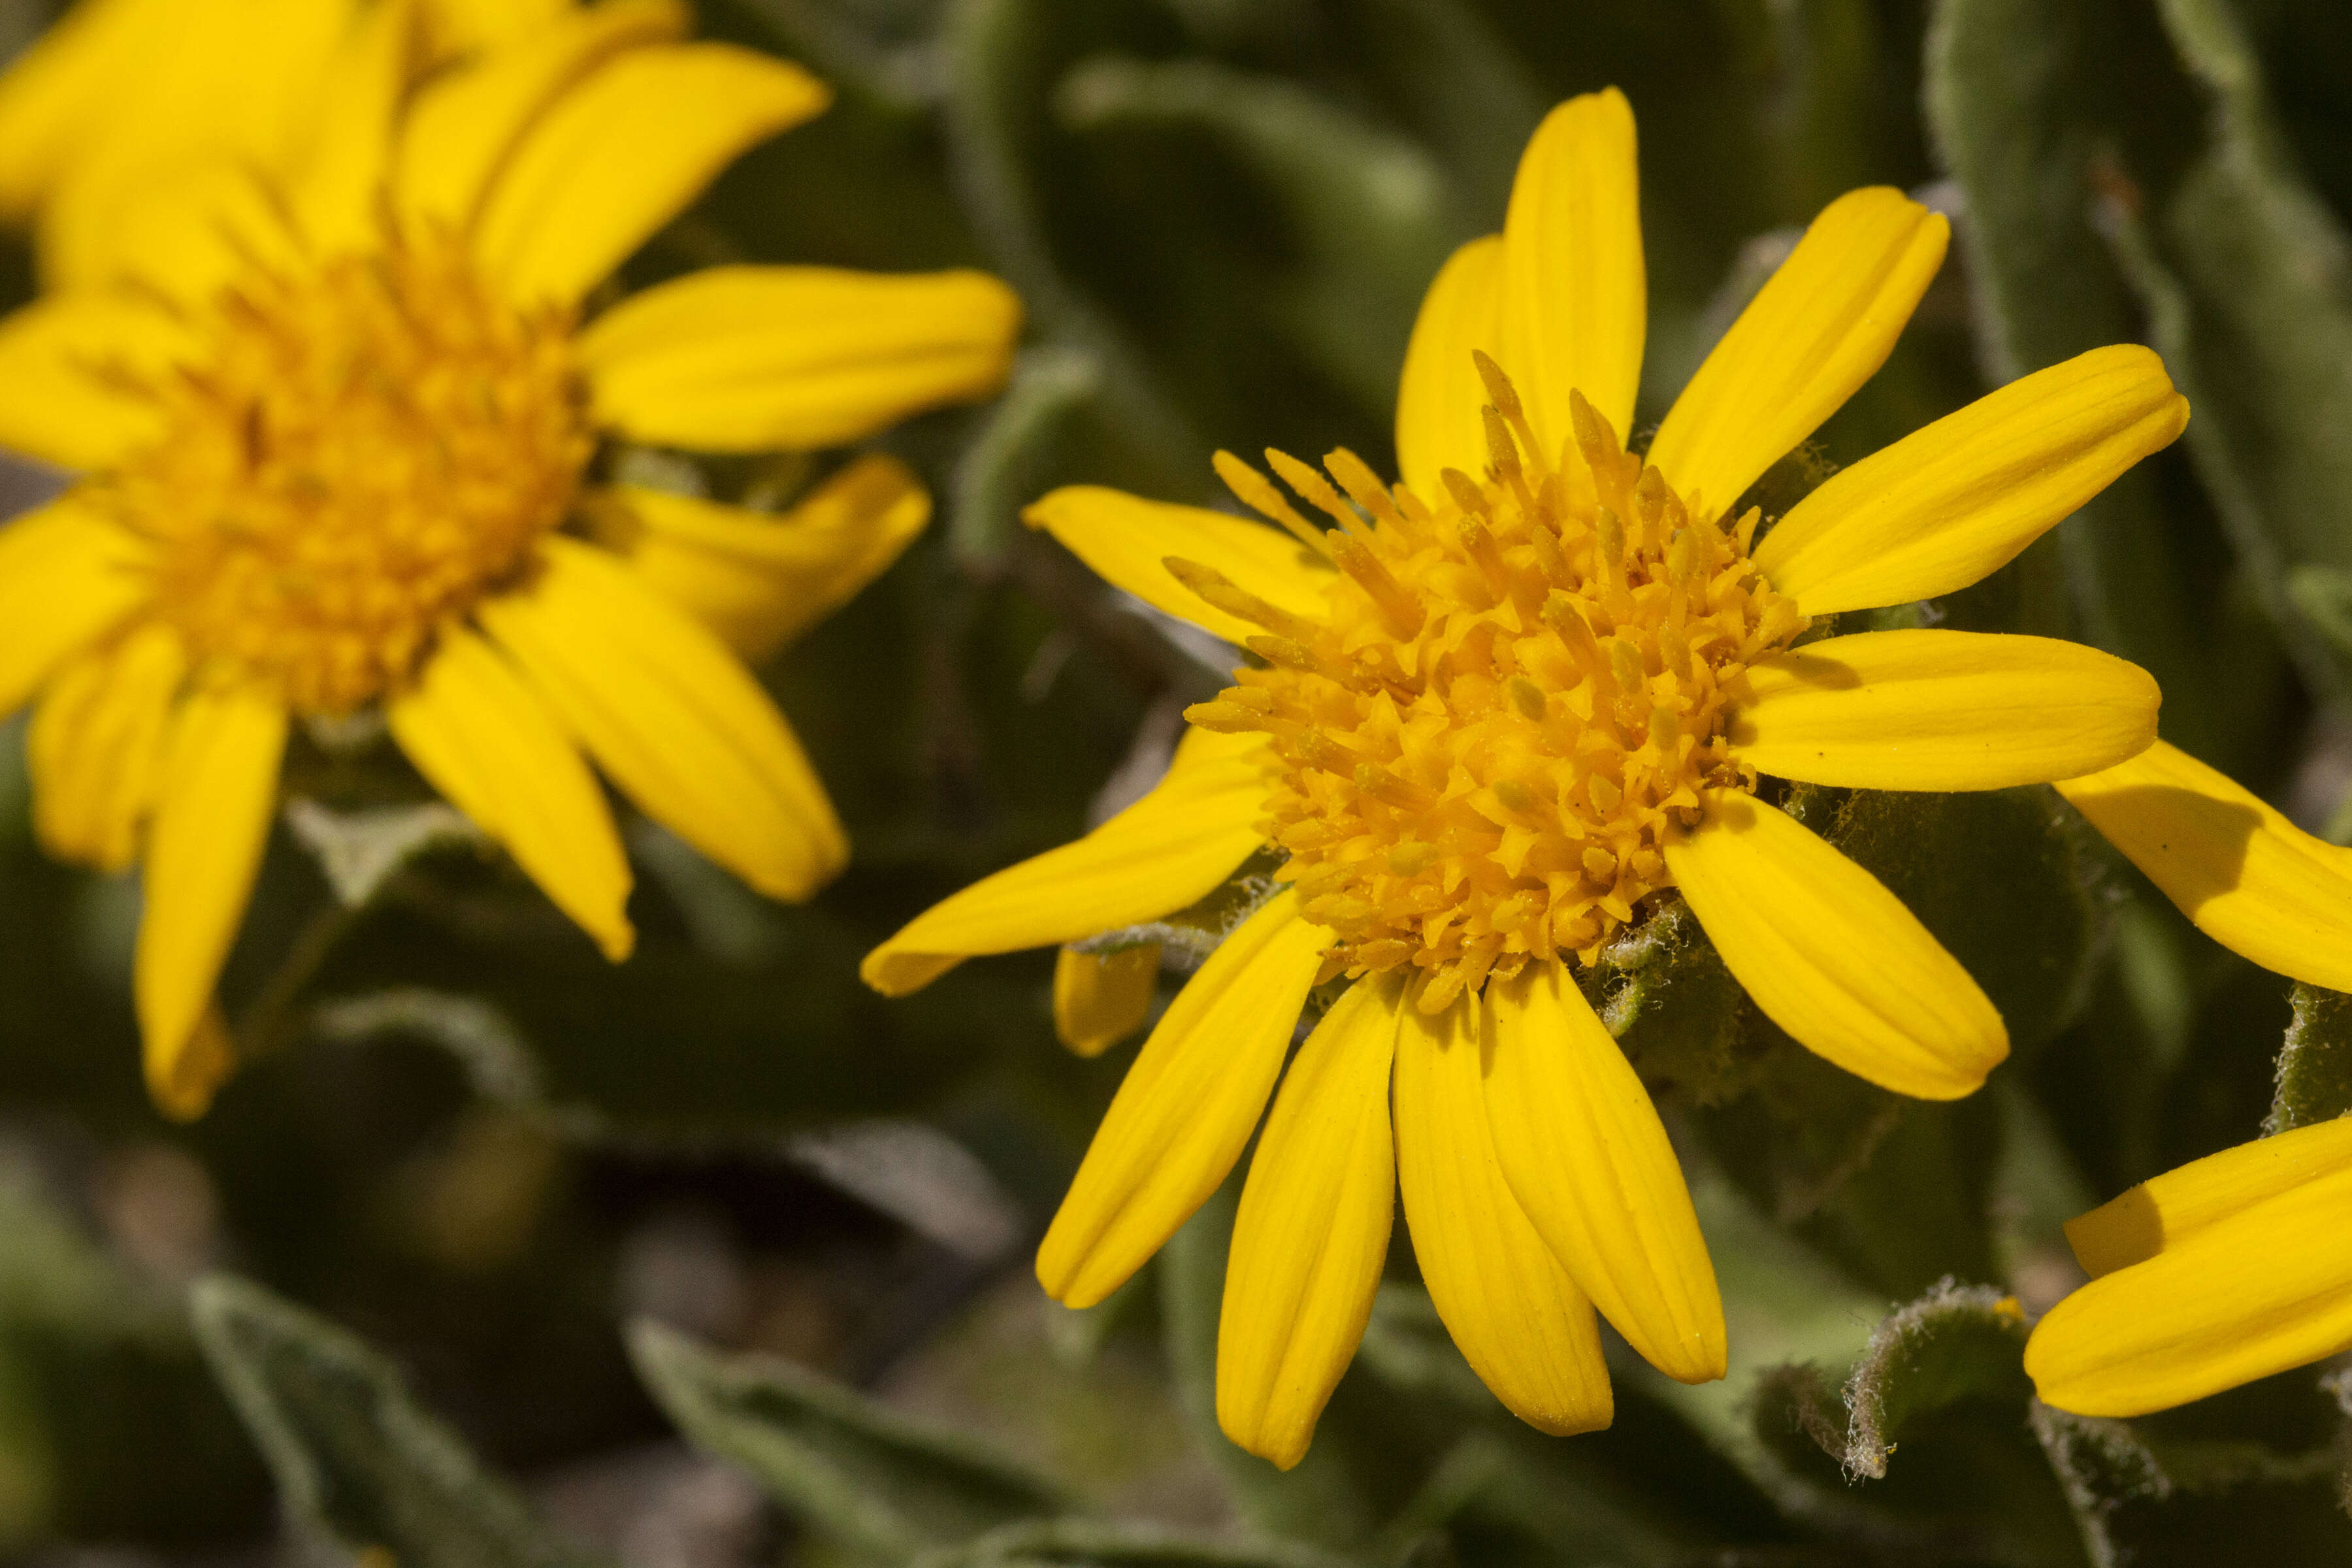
(0, 0, 1022, 1119)
(864, 89, 2183, 1467)
(2025, 745, 2352, 1416)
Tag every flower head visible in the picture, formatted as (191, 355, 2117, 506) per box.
(865, 89, 2182, 1465)
(0, 0, 1021, 1118)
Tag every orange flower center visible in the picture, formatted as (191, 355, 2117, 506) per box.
(97, 230, 591, 712)
(1186, 359, 1807, 1011)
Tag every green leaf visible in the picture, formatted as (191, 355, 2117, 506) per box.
(949, 346, 1103, 563)
(2266, 983, 2352, 1134)
(912, 1517, 1356, 1568)
(189, 1274, 590, 1568)
(626, 1318, 1069, 1563)
(1587, 895, 1757, 1108)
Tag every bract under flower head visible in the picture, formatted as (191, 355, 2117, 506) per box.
(1187, 361, 1805, 1009)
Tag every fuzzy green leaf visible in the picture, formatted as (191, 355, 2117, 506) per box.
(2266, 983, 2352, 1134)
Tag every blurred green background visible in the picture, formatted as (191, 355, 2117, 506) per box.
(3, 0, 2352, 1563)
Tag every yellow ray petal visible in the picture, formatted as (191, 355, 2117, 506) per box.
(2060, 1116, 2352, 1281)
(135, 683, 287, 1120)
(476, 536, 845, 902)
(1023, 485, 1333, 648)
(1724, 629, 2159, 791)
(2027, 1130, 2352, 1417)
(1479, 964, 1723, 1384)
(1499, 88, 1643, 457)
(860, 725, 1269, 996)
(1647, 188, 1948, 521)
(1393, 992, 1612, 1435)
(285, 0, 417, 255)
(1217, 977, 1399, 1471)
(419, 0, 572, 61)
(1756, 345, 2189, 614)
(0, 497, 150, 717)
(600, 456, 928, 664)
(472, 43, 830, 306)
(0, 0, 174, 221)
(1036, 892, 1330, 1309)
(1054, 944, 1161, 1058)
(0, 289, 199, 469)
(27, 623, 184, 874)
(578, 265, 1022, 451)
(2056, 740, 2352, 992)
(1394, 236, 1504, 500)
(387, 624, 634, 962)
(1664, 790, 2007, 1100)
(48, 155, 305, 306)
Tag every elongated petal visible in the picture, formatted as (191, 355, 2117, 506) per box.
(1394, 992, 1612, 1434)
(476, 536, 844, 902)
(388, 625, 634, 961)
(2061, 1117, 2352, 1281)
(136, 683, 286, 1120)
(602, 456, 927, 662)
(1756, 345, 2189, 613)
(1648, 188, 1948, 520)
(286, 0, 414, 255)
(0, 289, 196, 468)
(0, 498, 150, 716)
(1054, 944, 1160, 1058)
(1665, 791, 2006, 1099)
(472, 43, 830, 306)
(1479, 964, 1723, 1383)
(1395, 236, 1504, 500)
(0, 0, 174, 220)
(1024, 485, 1333, 647)
(1036, 893, 1330, 1309)
(2057, 740, 2352, 991)
(860, 725, 1269, 996)
(1500, 88, 1643, 456)
(397, 0, 689, 227)
(419, 0, 570, 58)
(2028, 1129, 2352, 1416)
(48, 155, 304, 306)
(27, 622, 184, 873)
(1218, 977, 1399, 1470)
(579, 265, 1022, 451)
(1724, 629, 2159, 791)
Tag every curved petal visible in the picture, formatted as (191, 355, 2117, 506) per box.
(860, 725, 1269, 996)
(1023, 485, 1334, 647)
(1664, 790, 2007, 1100)
(1036, 892, 1330, 1308)
(601, 455, 929, 663)
(136, 681, 287, 1120)
(1394, 991, 1612, 1435)
(1053, 944, 1160, 1058)
(2028, 1126, 2352, 1417)
(1217, 977, 1399, 1471)
(471, 42, 830, 306)
(475, 536, 845, 902)
(2061, 1117, 2352, 1281)
(387, 624, 635, 962)
(1756, 344, 2189, 614)
(0, 289, 197, 468)
(1724, 629, 2159, 791)
(0, 0, 176, 221)
(579, 265, 1022, 451)
(397, 0, 690, 230)
(1648, 188, 1948, 521)
(27, 621, 184, 873)
(285, 0, 416, 255)
(420, 0, 581, 64)
(2055, 740, 2352, 991)
(0, 496, 151, 716)
(1395, 236, 1504, 500)
(1500, 88, 1643, 457)
(1479, 963, 1723, 1384)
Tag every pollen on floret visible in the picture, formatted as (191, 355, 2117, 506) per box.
(96, 227, 591, 713)
(1183, 353, 1809, 1011)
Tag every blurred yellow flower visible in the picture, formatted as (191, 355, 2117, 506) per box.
(863, 88, 2189, 1468)
(0, 0, 1021, 1119)
(2025, 744, 2352, 1416)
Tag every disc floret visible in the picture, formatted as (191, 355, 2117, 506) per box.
(1184, 357, 1809, 1011)
(103, 228, 591, 712)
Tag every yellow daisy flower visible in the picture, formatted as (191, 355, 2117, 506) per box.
(2025, 743, 2352, 1416)
(863, 89, 2184, 1467)
(0, 0, 1021, 1119)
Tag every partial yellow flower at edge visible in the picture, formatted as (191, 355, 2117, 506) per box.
(864, 85, 2184, 1465)
(0, 1, 1022, 1119)
(1053, 945, 1162, 1058)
